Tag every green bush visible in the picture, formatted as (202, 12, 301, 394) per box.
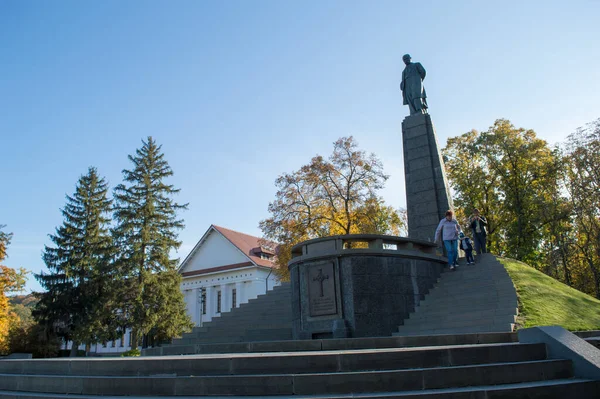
(120, 348, 141, 357)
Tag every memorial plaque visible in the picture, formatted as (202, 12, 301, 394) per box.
(307, 261, 337, 316)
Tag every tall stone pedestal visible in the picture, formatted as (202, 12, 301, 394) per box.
(402, 113, 453, 241)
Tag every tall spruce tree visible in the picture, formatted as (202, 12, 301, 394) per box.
(112, 137, 191, 347)
(34, 167, 115, 356)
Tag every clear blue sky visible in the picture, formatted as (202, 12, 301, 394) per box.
(2, 1, 599, 293)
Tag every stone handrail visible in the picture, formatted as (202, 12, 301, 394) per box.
(289, 234, 445, 267)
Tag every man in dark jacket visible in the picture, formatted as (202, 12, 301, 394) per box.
(470, 209, 487, 255)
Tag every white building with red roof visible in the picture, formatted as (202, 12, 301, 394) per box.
(178, 225, 280, 326)
(65, 225, 280, 355)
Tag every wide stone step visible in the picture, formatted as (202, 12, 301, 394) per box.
(417, 296, 517, 306)
(432, 275, 513, 283)
(175, 330, 293, 345)
(418, 293, 517, 305)
(0, 343, 546, 377)
(411, 300, 518, 316)
(399, 321, 515, 334)
(191, 322, 293, 332)
(0, 379, 597, 399)
(404, 313, 517, 326)
(0, 359, 572, 396)
(199, 311, 292, 322)
(189, 316, 292, 330)
(240, 295, 292, 304)
(585, 337, 600, 349)
(429, 282, 515, 292)
(396, 324, 515, 336)
(145, 332, 518, 356)
(412, 306, 518, 319)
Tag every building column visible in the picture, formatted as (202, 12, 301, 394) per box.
(235, 282, 244, 306)
(186, 289, 197, 326)
(194, 288, 202, 326)
(204, 286, 213, 322)
(221, 284, 230, 313)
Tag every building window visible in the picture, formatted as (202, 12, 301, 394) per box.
(232, 289, 237, 308)
(128, 331, 132, 347)
(111, 340, 116, 348)
(217, 291, 221, 313)
(201, 288, 206, 315)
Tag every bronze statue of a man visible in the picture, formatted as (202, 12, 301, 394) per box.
(400, 54, 428, 115)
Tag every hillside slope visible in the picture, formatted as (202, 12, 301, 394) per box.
(500, 257, 600, 331)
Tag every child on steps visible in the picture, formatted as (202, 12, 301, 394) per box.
(459, 232, 474, 265)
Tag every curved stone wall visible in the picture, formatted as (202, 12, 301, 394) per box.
(288, 235, 447, 339)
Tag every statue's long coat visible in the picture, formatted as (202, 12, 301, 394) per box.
(401, 62, 427, 105)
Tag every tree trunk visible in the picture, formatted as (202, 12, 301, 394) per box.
(130, 329, 138, 349)
(70, 341, 79, 357)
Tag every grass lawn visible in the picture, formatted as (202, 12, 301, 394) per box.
(500, 257, 600, 331)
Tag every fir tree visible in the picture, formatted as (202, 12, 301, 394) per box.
(112, 137, 192, 347)
(34, 167, 115, 356)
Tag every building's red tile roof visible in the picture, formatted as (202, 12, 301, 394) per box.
(212, 225, 278, 268)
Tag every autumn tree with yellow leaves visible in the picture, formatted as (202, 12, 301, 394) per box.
(260, 137, 406, 280)
(0, 226, 27, 354)
(443, 118, 600, 299)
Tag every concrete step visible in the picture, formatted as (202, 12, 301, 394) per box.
(417, 295, 517, 306)
(429, 281, 515, 291)
(145, 332, 518, 356)
(396, 324, 515, 336)
(574, 330, 600, 338)
(585, 337, 600, 349)
(0, 343, 547, 377)
(404, 313, 517, 326)
(421, 292, 516, 303)
(0, 359, 572, 396)
(176, 330, 294, 345)
(0, 379, 597, 399)
(400, 320, 515, 333)
(439, 271, 509, 280)
(205, 315, 293, 324)
(191, 322, 293, 332)
(412, 307, 518, 319)
(416, 299, 518, 312)
(200, 310, 292, 321)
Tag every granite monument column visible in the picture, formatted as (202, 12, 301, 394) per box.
(400, 54, 453, 241)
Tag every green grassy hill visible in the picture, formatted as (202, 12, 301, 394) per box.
(500, 257, 600, 331)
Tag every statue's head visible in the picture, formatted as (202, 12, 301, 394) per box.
(402, 54, 411, 65)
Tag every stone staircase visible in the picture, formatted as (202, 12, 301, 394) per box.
(144, 283, 293, 355)
(395, 253, 518, 336)
(1, 333, 599, 397)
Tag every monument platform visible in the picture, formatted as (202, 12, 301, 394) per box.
(287, 234, 445, 340)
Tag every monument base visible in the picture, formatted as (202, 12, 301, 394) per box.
(402, 113, 453, 241)
(288, 235, 446, 339)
